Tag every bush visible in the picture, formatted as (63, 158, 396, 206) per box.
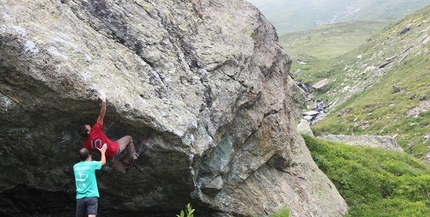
(302, 134, 430, 216)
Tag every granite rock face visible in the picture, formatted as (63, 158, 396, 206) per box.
(0, 0, 348, 216)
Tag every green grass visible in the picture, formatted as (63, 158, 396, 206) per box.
(310, 41, 430, 160)
(269, 207, 290, 217)
(303, 135, 430, 216)
(301, 5, 430, 161)
(280, 20, 391, 61)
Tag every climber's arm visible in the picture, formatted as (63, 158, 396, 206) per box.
(96, 94, 106, 125)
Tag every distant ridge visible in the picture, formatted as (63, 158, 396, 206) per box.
(247, 0, 430, 34)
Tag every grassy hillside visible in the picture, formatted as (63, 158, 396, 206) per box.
(280, 20, 391, 66)
(304, 135, 430, 216)
(300, 5, 430, 161)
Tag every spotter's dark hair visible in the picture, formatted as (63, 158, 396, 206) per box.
(78, 148, 89, 161)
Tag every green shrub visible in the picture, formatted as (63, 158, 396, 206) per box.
(303, 134, 430, 216)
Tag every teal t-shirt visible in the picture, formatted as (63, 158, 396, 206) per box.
(73, 161, 102, 199)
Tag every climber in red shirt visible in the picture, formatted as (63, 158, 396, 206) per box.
(78, 93, 139, 173)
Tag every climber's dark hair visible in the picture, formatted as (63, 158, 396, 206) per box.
(78, 125, 89, 137)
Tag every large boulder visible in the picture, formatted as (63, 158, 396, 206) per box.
(0, 0, 348, 216)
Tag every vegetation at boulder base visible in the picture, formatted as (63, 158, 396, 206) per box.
(176, 203, 290, 217)
(176, 203, 195, 217)
(304, 135, 430, 216)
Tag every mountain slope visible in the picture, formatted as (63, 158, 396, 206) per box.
(280, 20, 391, 61)
(304, 134, 430, 216)
(247, 0, 430, 34)
(307, 4, 430, 160)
